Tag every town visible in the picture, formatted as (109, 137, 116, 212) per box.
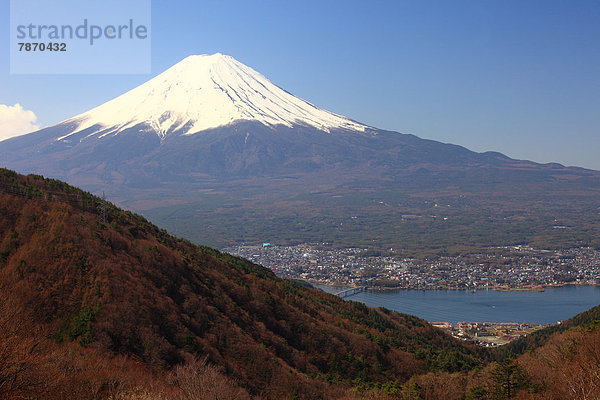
(431, 321, 549, 347)
(223, 244, 600, 290)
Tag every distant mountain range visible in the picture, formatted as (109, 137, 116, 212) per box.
(2, 53, 600, 253)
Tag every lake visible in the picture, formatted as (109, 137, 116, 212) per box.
(317, 284, 600, 324)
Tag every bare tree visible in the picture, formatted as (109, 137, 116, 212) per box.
(170, 356, 251, 400)
(0, 292, 43, 397)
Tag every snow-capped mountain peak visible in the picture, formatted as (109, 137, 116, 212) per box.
(61, 53, 368, 140)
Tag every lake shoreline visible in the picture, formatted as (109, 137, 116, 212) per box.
(314, 283, 600, 324)
(312, 281, 598, 293)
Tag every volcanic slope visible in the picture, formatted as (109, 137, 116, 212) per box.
(2, 54, 600, 253)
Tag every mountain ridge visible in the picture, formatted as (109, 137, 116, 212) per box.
(0, 168, 484, 398)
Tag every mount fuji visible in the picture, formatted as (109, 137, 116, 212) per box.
(2, 54, 600, 251)
(60, 53, 369, 139)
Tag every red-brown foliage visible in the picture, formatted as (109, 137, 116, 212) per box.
(0, 170, 483, 398)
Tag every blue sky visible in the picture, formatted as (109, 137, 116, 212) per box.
(1, 0, 599, 169)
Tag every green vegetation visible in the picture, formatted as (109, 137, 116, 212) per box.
(143, 181, 600, 257)
(54, 304, 100, 346)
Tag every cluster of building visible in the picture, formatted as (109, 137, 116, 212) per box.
(431, 321, 549, 346)
(223, 244, 600, 290)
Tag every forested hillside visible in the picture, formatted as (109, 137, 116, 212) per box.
(0, 169, 483, 399)
(2, 168, 598, 399)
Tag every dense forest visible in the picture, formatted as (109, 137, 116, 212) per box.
(0, 168, 598, 399)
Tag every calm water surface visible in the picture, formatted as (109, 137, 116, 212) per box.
(317, 285, 600, 324)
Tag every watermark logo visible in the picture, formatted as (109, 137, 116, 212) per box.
(10, 0, 151, 74)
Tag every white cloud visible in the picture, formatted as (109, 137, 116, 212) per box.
(0, 103, 41, 141)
